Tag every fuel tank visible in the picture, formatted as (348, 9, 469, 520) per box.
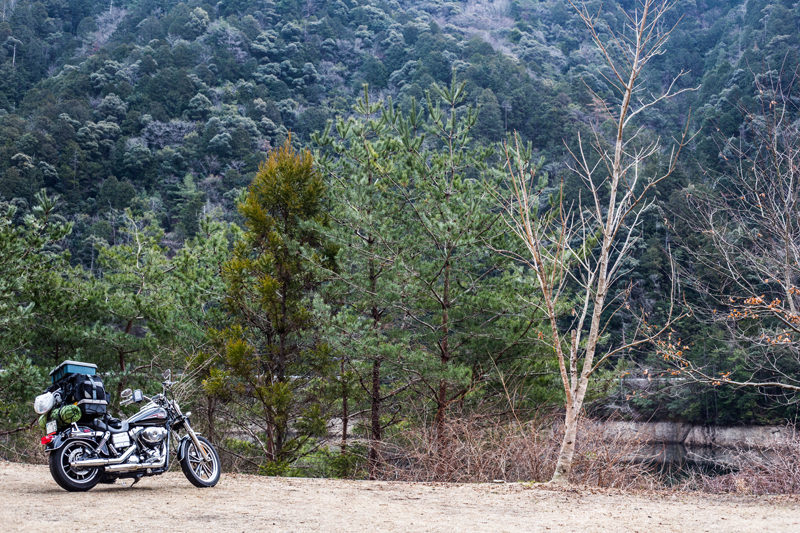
(128, 404, 168, 426)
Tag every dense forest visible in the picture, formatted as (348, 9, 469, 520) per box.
(2, 0, 800, 480)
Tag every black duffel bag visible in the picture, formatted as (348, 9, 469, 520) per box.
(63, 373, 109, 421)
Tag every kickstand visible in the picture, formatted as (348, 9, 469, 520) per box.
(129, 476, 141, 487)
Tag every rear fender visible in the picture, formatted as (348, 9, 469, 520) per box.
(44, 433, 67, 453)
(45, 427, 105, 454)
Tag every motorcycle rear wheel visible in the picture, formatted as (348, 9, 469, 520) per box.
(180, 435, 220, 488)
(48, 439, 101, 492)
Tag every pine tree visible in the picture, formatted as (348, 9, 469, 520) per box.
(314, 88, 410, 477)
(205, 138, 337, 470)
(387, 80, 512, 444)
(0, 191, 71, 431)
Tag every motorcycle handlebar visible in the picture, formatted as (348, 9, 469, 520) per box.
(120, 391, 169, 407)
(120, 392, 154, 406)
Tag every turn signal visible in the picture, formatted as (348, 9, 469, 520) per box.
(40, 434, 54, 445)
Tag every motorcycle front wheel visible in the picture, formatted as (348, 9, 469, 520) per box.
(180, 435, 220, 488)
(48, 439, 101, 492)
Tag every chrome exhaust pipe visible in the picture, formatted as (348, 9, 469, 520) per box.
(71, 444, 136, 468)
(104, 456, 166, 472)
(104, 445, 167, 472)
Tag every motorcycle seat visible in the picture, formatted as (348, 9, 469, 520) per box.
(93, 417, 129, 434)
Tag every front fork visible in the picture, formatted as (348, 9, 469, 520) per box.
(172, 399, 210, 462)
(184, 420, 211, 461)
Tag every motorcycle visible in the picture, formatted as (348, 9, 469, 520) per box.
(39, 370, 220, 492)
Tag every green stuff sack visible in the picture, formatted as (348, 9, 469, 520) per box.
(38, 413, 48, 431)
(53, 404, 82, 425)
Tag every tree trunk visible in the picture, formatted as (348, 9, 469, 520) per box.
(206, 395, 216, 443)
(551, 405, 579, 484)
(340, 357, 348, 453)
(434, 378, 448, 441)
(435, 254, 451, 446)
(367, 243, 384, 479)
(274, 274, 288, 458)
(368, 357, 382, 479)
(551, 364, 593, 483)
(266, 409, 276, 462)
(433, 377, 449, 479)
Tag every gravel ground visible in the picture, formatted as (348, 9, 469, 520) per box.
(1, 461, 798, 532)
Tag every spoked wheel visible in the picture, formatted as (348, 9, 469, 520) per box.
(180, 435, 220, 488)
(48, 439, 101, 492)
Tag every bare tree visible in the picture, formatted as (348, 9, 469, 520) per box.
(668, 73, 800, 396)
(497, 0, 692, 484)
(1, 0, 18, 23)
(4, 36, 21, 68)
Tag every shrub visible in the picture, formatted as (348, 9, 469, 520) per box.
(374, 412, 656, 489)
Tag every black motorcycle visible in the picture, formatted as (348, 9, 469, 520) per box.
(40, 370, 220, 492)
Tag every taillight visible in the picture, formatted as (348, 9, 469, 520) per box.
(41, 434, 54, 445)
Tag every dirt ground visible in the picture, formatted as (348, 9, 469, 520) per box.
(1, 461, 798, 532)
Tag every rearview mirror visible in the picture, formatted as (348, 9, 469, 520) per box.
(121, 388, 132, 400)
(133, 389, 143, 402)
(163, 369, 171, 381)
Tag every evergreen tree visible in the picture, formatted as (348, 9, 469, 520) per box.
(315, 88, 410, 477)
(0, 191, 71, 431)
(204, 138, 337, 470)
(384, 80, 536, 443)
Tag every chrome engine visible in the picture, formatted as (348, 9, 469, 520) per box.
(118, 426, 168, 467)
(138, 427, 168, 446)
(71, 427, 169, 473)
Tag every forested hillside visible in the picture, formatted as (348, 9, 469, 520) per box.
(2, 0, 800, 479)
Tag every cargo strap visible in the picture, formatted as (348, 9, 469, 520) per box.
(86, 376, 100, 400)
(76, 399, 108, 405)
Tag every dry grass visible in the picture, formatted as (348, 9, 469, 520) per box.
(375, 413, 656, 489)
(0, 428, 47, 464)
(373, 415, 800, 494)
(678, 426, 800, 495)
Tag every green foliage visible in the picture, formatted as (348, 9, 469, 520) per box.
(0, 188, 232, 431)
(0, 190, 72, 341)
(206, 138, 337, 466)
(0, 0, 589, 248)
(0, 355, 47, 431)
(384, 80, 515, 423)
(291, 442, 368, 478)
(317, 81, 554, 437)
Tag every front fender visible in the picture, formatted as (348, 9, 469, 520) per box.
(176, 435, 193, 462)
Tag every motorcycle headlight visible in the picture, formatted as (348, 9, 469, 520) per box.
(34, 392, 55, 414)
